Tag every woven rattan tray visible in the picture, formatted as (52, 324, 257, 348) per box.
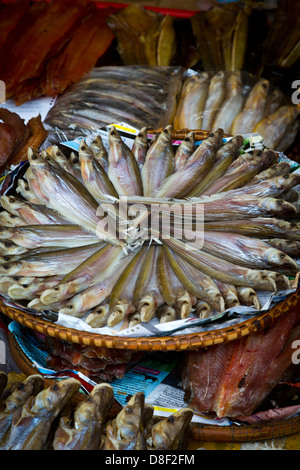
(7, 330, 300, 443)
(1, 287, 300, 351)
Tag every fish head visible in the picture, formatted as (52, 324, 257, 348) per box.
(251, 79, 270, 106)
(158, 125, 173, 144)
(31, 378, 81, 415)
(151, 408, 193, 450)
(115, 392, 145, 439)
(58, 295, 86, 316)
(27, 148, 48, 169)
(74, 383, 114, 427)
(1, 195, 23, 214)
(5, 374, 44, 413)
(79, 139, 93, 162)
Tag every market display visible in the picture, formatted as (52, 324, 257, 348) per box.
(0, 373, 193, 450)
(44, 65, 184, 144)
(0, 0, 300, 451)
(0, 0, 114, 104)
(174, 71, 300, 151)
(0, 125, 299, 330)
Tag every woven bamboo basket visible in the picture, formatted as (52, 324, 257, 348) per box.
(1, 287, 300, 351)
(1, 126, 299, 351)
(7, 330, 300, 443)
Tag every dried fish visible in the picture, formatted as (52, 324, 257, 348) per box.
(104, 392, 147, 450)
(142, 125, 174, 196)
(53, 383, 114, 450)
(147, 408, 193, 450)
(6, 378, 81, 450)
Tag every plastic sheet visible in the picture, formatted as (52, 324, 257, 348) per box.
(43, 65, 184, 146)
(173, 70, 300, 152)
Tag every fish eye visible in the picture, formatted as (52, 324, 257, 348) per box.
(126, 406, 133, 413)
(168, 416, 175, 423)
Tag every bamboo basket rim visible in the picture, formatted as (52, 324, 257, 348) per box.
(1, 287, 300, 351)
(7, 330, 300, 444)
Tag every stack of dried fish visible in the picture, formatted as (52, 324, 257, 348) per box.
(190, 3, 251, 72)
(106, 5, 178, 67)
(0, 0, 114, 104)
(0, 373, 193, 450)
(0, 125, 299, 331)
(44, 66, 184, 144)
(173, 71, 300, 152)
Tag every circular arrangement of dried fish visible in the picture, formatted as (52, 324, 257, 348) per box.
(0, 125, 299, 345)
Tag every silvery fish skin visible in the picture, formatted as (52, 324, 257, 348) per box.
(173, 72, 211, 130)
(157, 246, 187, 308)
(40, 243, 136, 308)
(0, 225, 100, 249)
(202, 149, 277, 195)
(79, 139, 118, 202)
(58, 248, 137, 317)
(247, 161, 291, 185)
(6, 378, 81, 450)
(213, 281, 240, 309)
(201, 71, 227, 131)
(276, 119, 300, 152)
(198, 230, 299, 274)
(27, 149, 122, 244)
(108, 126, 143, 196)
(232, 78, 270, 134)
(164, 246, 225, 313)
(1, 195, 68, 226)
(203, 217, 300, 241)
(133, 245, 164, 323)
(84, 303, 110, 328)
(254, 105, 300, 150)
(53, 383, 114, 450)
(174, 131, 195, 171)
(141, 125, 174, 196)
(265, 238, 300, 256)
(188, 134, 243, 197)
(212, 71, 245, 133)
(155, 128, 223, 198)
(164, 236, 278, 292)
(108, 246, 147, 327)
(0, 242, 105, 277)
(0, 276, 35, 296)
